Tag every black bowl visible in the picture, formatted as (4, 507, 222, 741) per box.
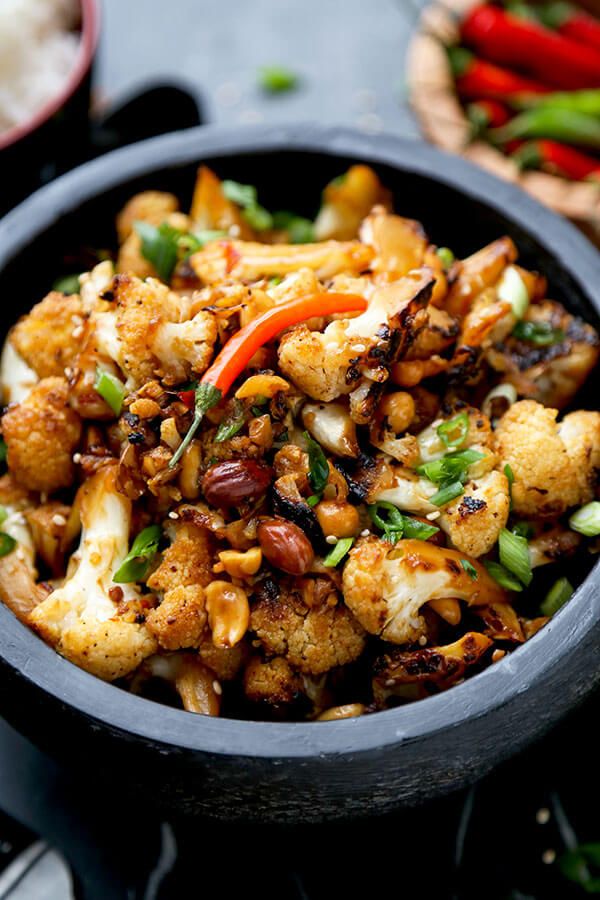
(0, 124, 598, 824)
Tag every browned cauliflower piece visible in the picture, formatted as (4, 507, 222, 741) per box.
(250, 578, 366, 676)
(2, 377, 82, 493)
(95, 274, 217, 387)
(243, 656, 308, 715)
(277, 269, 432, 403)
(116, 190, 180, 243)
(10, 292, 85, 379)
(145, 521, 215, 650)
(0, 474, 50, 623)
(439, 469, 510, 559)
(146, 585, 207, 651)
(342, 537, 506, 645)
(28, 466, 157, 680)
(198, 635, 250, 681)
(494, 400, 599, 517)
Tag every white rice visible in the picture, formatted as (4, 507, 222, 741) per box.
(0, 0, 80, 135)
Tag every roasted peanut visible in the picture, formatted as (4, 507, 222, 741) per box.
(315, 500, 359, 539)
(257, 518, 314, 575)
(178, 441, 201, 500)
(160, 417, 181, 451)
(317, 703, 366, 721)
(206, 581, 250, 648)
(174, 656, 221, 716)
(202, 459, 272, 508)
(379, 392, 415, 434)
(218, 546, 263, 579)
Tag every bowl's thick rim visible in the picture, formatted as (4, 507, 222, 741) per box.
(1, 122, 599, 761)
(0, 0, 101, 153)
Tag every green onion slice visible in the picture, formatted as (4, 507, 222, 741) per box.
(482, 383, 517, 419)
(512, 521, 534, 540)
(499, 527, 532, 586)
(0, 439, 7, 465)
(272, 211, 315, 243)
(304, 431, 329, 494)
(0, 533, 16, 558)
(113, 525, 162, 584)
(214, 399, 246, 443)
(497, 265, 529, 319)
(94, 369, 126, 417)
(436, 247, 455, 269)
(222, 180, 273, 232)
(416, 448, 484, 485)
(367, 502, 439, 542)
(541, 576, 573, 617)
(512, 320, 565, 346)
(306, 494, 320, 507)
(53, 273, 81, 295)
(484, 560, 523, 592)
(258, 65, 299, 93)
(569, 501, 600, 537)
(0, 506, 8, 526)
(429, 480, 465, 507)
(461, 558, 478, 581)
(135, 221, 180, 283)
(323, 537, 354, 567)
(437, 412, 470, 450)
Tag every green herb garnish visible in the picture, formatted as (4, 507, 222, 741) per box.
(304, 431, 329, 494)
(436, 247, 455, 269)
(214, 399, 245, 443)
(499, 526, 532, 587)
(53, 273, 81, 295)
(461, 558, 478, 581)
(306, 494, 320, 507)
(429, 480, 465, 507)
(94, 369, 126, 417)
(113, 525, 162, 584)
(222, 180, 273, 232)
(272, 211, 315, 243)
(135, 221, 226, 282)
(512, 320, 566, 346)
(367, 501, 439, 544)
(0, 439, 7, 465)
(569, 501, 600, 537)
(0, 533, 16, 558)
(323, 537, 354, 567)
(559, 842, 600, 894)
(484, 560, 524, 592)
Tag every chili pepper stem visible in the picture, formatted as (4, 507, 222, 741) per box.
(169, 383, 222, 468)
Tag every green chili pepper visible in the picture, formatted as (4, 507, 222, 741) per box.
(491, 108, 600, 150)
(513, 88, 600, 117)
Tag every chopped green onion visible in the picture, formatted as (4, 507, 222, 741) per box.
(306, 494, 320, 507)
(94, 369, 126, 417)
(214, 399, 245, 443)
(323, 537, 354, 567)
(559, 842, 600, 893)
(135, 221, 180, 282)
(430, 480, 465, 507)
(461, 559, 478, 581)
(416, 448, 484, 485)
(437, 412, 469, 449)
(484, 560, 523, 592)
(0, 506, 8, 526)
(0, 439, 7, 464)
(504, 463, 514, 510)
(367, 502, 439, 542)
(497, 265, 529, 319)
(482, 383, 517, 419)
(258, 65, 299, 93)
(569, 501, 600, 537)
(499, 527, 532, 586)
(541, 576, 573, 617)
(512, 320, 565, 346)
(304, 431, 329, 494)
(113, 525, 162, 583)
(53, 273, 81, 295)
(268, 276, 283, 287)
(436, 247, 455, 269)
(401, 516, 440, 541)
(0, 533, 16, 558)
(272, 211, 315, 243)
(189, 229, 228, 248)
(512, 521, 534, 540)
(222, 180, 273, 232)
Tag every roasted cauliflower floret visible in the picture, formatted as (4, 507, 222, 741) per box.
(2, 377, 82, 493)
(342, 537, 506, 645)
(278, 269, 433, 402)
(439, 470, 510, 558)
(250, 579, 366, 675)
(96, 274, 217, 388)
(243, 656, 308, 716)
(28, 466, 156, 680)
(116, 190, 180, 243)
(10, 291, 85, 379)
(145, 521, 214, 650)
(198, 634, 250, 681)
(494, 400, 599, 517)
(0, 475, 50, 623)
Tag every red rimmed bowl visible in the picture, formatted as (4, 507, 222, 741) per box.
(0, 0, 100, 212)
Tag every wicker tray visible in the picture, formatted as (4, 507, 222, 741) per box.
(407, 0, 600, 244)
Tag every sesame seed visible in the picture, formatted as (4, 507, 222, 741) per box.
(52, 514, 67, 527)
(536, 808, 551, 825)
(491, 649, 506, 663)
(542, 849, 556, 865)
(168, 511, 179, 520)
(360, 529, 370, 537)
(426, 511, 441, 520)
(72, 326, 84, 339)
(213, 680, 223, 695)
(72, 453, 82, 464)
(418, 635, 427, 646)
(325, 535, 337, 545)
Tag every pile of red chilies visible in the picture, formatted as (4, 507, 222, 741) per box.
(451, 2, 600, 181)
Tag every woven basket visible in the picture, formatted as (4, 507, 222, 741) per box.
(407, 0, 600, 245)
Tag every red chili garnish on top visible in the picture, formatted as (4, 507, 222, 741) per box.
(169, 291, 368, 467)
(461, 5, 600, 90)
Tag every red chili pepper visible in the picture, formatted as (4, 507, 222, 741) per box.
(462, 5, 600, 89)
(532, 2, 600, 51)
(177, 389, 196, 410)
(169, 292, 368, 467)
(448, 47, 549, 101)
(467, 99, 511, 133)
(512, 139, 600, 180)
